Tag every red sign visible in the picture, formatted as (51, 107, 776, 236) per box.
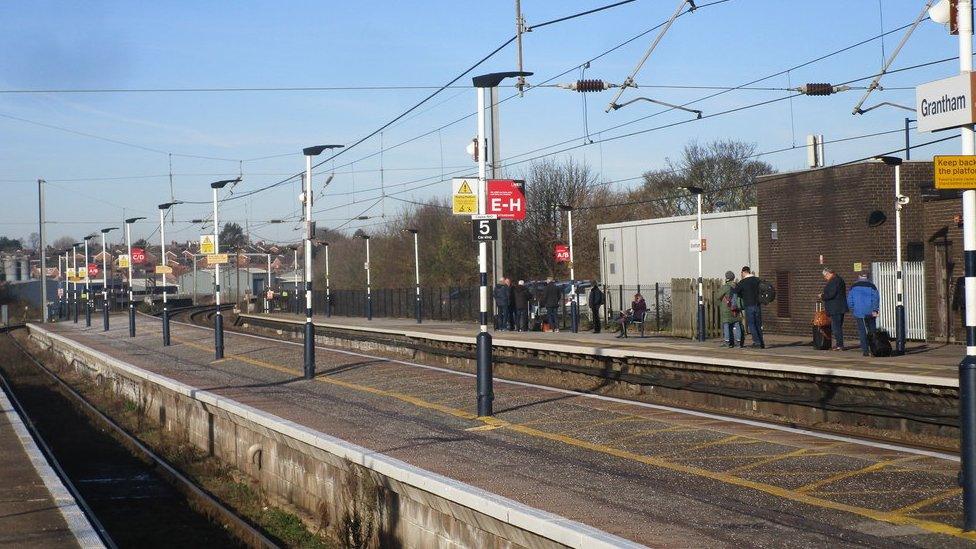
(486, 179, 527, 221)
(131, 247, 146, 264)
(554, 244, 570, 263)
(87, 263, 100, 277)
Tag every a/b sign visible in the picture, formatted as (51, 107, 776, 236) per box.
(934, 155, 976, 189)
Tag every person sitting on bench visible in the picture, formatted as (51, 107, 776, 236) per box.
(617, 293, 647, 338)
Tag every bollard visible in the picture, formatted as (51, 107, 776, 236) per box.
(476, 331, 493, 417)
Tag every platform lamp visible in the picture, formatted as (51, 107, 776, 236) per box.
(876, 156, 908, 356)
(71, 242, 83, 323)
(83, 234, 97, 327)
(402, 229, 422, 323)
(354, 233, 372, 321)
(211, 178, 241, 360)
(301, 144, 343, 380)
(557, 205, 579, 333)
(99, 227, 119, 331)
(313, 239, 331, 318)
(683, 185, 706, 342)
(158, 201, 183, 346)
(124, 217, 145, 337)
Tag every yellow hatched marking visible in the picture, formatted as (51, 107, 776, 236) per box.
(725, 448, 812, 475)
(168, 336, 975, 541)
(610, 425, 697, 444)
(894, 489, 963, 515)
(795, 456, 921, 494)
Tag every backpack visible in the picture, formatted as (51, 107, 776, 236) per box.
(868, 329, 893, 357)
(722, 286, 740, 315)
(758, 279, 776, 305)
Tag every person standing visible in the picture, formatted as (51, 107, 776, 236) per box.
(847, 272, 880, 356)
(493, 278, 511, 331)
(821, 268, 849, 351)
(589, 283, 605, 334)
(737, 266, 765, 348)
(717, 271, 744, 348)
(512, 280, 530, 332)
(542, 277, 561, 332)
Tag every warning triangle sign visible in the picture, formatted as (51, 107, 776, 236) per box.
(457, 181, 473, 195)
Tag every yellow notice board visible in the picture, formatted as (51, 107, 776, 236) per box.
(934, 155, 976, 189)
(200, 234, 216, 254)
(452, 178, 477, 215)
(206, 254, 229, 265)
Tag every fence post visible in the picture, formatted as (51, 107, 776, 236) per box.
(655, 282, 660, 332)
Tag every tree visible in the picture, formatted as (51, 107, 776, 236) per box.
(0, 237, 23, 252)
(27, 232, 40, 252)
(629, 139, 774, 218)
(219, 222, 248, 249)
(50, 236, 76, 251)
(133, 238, 148, 249)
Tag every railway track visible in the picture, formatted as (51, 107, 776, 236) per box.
(1, 328, 279, 548)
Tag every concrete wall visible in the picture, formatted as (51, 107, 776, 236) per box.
(597, 208, 758, 287)
(30, 325, 632, 549)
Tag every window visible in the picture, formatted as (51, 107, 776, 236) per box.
(608, 242, 615, 252)
(907, 242, 924, 262)
(609, 263, 616, 275)
(775, 271, 791, 318)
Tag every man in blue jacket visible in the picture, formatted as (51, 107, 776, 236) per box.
(847, 273, 880, 356)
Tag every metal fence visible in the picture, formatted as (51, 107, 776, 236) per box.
(872, 261, 927, 340)
(603, 283, 672, 332)
(313, 287, 479, 322)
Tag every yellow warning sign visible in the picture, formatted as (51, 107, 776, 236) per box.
(452, 178, 477, 216)
(155, 265, 173, 275)
(117, 254, 130, 269)
(934, 155, 976, 189)
(200, 234, 215, 255)
(206, 253, 229, 265)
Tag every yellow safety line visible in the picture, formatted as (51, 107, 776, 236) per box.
(894, 489, 963, 515)
(724, 448, 813, 475)
(169, 337, 975, 541)
(795, 456, 921, 494)
(609, 425, 694, 444)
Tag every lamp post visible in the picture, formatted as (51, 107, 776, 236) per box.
(72, 243, 81, 323)
(83, 234, 96, 327)
(928, 0, 976, 528)
(684, 185, 706, 342)
(557, 205, 579, 333)
(302, 144, 343, 379)
(124, 217, 145, 337)
(100, 227, 118, 331)
(319, 241, 332, 318)
(290, 245, 300, 315)
(62, 249, 69, 319)
(877, 156, 907, 355)
(57, 252, 64, 319)
(355, 234, 372, 320)
(403, 229, 422, 323)
(472, 71, 531, 417)
(158, 201, 182, 345)
(211, 178, 239, 360)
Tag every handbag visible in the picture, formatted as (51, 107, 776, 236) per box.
(812, 301, 830, 328)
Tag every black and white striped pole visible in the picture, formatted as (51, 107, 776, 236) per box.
(100, 227, 118, 331)
(211, 178, 240, 360)
(158, 201, 182, 346)
(72, 243, 81, 323)
(403, 229, 422, 323)
(877, 156, 907, 354)
(83, 234, 96, 327)
(124, 217, 145, 337)
(301, 145, 343, 380)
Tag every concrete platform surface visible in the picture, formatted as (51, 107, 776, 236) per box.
(247, 312, 960, 387)
(43, 315, 976, 547)
(0, 378, 103, 548)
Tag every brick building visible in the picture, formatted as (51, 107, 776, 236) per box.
(756, 160, 965, 343)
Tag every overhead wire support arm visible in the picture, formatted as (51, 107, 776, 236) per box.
(852, 0, 935, 115)
(605, 0, 695, 112)
(610, 96, 703, 118)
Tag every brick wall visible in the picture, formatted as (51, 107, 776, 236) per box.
(756, 161, 935, 340)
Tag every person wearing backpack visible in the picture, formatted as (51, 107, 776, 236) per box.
(737, 266, 765, 348)
(589, 284, 605, 334)
(820, 268, 849, 351)
(717, 271, 744, 348)
(847, 272, 880, 356)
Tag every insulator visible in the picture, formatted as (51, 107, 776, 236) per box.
(802, 83, 835, 96)
(575, 79, 606, 92)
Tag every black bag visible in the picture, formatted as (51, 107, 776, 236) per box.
(759, 279, 776, 305)
(868, 329, 893, 357)
(812, 325, 832, 350)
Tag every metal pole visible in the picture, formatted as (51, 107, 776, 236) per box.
(567, 208, 579, 333)
(905, 117, 912, 161)
(101, 232, 109, 331)
(192, 255, 197, 306)
(213, 187, 224, 359)
(294, 247, 299, 315)
(126, 222, 135, 336)
(325, 244, 331, 318)
(414, 231, 422, 323)
(160, 208, 170, 346)
(303, 153, 315, 379)
(476, 85, 493, 417)
(265, 253, 271, 314)
(57, 254, 63, 319)
(365, 237, 372, 320)
(696, 193, 706, 341)
(894, 164, 906, 354)
(84, 238, 91, 327)
(38, 179, 47, 322)
(490, 86, 504, 286)
(957, 0, 976, 532)
(72, 245, 79, 323)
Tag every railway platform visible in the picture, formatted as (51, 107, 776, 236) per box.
(28, 313, 976, 547)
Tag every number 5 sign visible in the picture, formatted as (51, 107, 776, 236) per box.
(471, 216, 498, 242)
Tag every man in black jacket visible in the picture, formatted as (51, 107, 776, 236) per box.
(737, 266, 765, 348)
(512, 280, 530, 332)
(821, 268, 849, 351)
(589, 284, 605, 333)
(493, 278, 511, 331)
(542, 278, 561, 332)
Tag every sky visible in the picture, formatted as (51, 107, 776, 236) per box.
(0, 0, 967, 247)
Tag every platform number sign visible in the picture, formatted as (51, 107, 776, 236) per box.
(471, 218, 498, 242)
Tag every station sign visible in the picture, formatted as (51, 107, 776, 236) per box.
(486, 179, 527, 221)
(452, 178, 477, 215)
(117, 254, 130, 269)
(916, 73, 976, 132)
(87, 263, 100, 277)
(206, 253, 229, 265)
(155, 264, 173, 275)
(131, 247, 146, 264)
(934, 155, 976, 189)
(471, 217, 498, 241)
(554, 244, 570, 262)
(200, 235, 216, 255)
(689, 238, 708, 253)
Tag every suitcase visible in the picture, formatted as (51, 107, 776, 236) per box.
(868, 329, 893, 357)
(812, 325, 832, 350)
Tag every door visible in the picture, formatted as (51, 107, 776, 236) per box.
(871, 261, 927, 340)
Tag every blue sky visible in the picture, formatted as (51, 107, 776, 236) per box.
(0, 0, 966, 245)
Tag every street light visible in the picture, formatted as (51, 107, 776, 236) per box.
(100, 227, 119, 331)
(71, 242, 82, 323)
(355, 234, 372, 320)
(302, 144, 343, 380)
(211, 178, 240, 360)
(83, 234, 96, 327)
(683, 185, 706, 342)
(314, 240, 331, 318)
(877, 156, 908, 355)
(158, 201, 183, 345)
(290, 244, 300, 315)
(557, 205, 579, 333)
(124, 217, 145, 337)
(472, 70, 531, 417)
(403, 229, 422, 323)
(928, 0, 976, 529)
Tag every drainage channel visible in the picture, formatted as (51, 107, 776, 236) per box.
(0, 330, 277, 548)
